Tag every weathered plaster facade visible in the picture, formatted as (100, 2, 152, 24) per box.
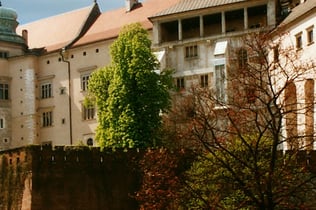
(0, 0, 314, 150)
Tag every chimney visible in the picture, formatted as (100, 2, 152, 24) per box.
(125, 0, 138, 12)
(22, 29, 28, 45)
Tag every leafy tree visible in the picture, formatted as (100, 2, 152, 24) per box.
(87, 23, 172, 149)
(172, 32, 316, 209)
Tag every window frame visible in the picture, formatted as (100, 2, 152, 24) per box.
(0, 51, 8, 59)
(0, 118, 4, 129)
(273, 45, 279, 63)
(0, 83, 9, 100)
(81, 73, 90, 91)
(40, 82, 53, 99)
(200, 74, 209, 88)
(215, 64, 226, 103)
(176, 77, 185, 90)
(238, 48, 248, 69)
(42, 111, 53, 128)
(82, 104, 96, 121)
(306, 26, 314, 45)
(185, 45, 198, 59)
(295, 32, 303, 50)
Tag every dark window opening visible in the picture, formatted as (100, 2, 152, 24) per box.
(42, 111, 53, 127)
(182, 17, 200, 39)
(226, 9, 244, 32)
(248, 5, 267, 29)
(161, 21, 179, 43)
(0, 83, 9, 100)
(176, 77, 185, 90)
(307, 28, 314, 44)
(296, 34, 302, 49)
(87, 138, 93, 146)
(200, 74, 208, 88)
(0, 51, 8, 58)
(204, 13, 222, 36)
(185, 45, 198, 58)
(273, 46, 279, 62)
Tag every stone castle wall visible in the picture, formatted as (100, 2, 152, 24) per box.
(0, 145, 142, 210)
(1, 145, 316, 210)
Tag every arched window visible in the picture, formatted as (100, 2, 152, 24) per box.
(285, 81, 298, 149)
(305, 79, 314, 150)
(87, 138, 93, 146)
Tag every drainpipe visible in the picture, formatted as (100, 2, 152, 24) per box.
(60, 47, 73, 145)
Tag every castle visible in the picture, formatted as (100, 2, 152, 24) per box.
(0, 0, 314, 150)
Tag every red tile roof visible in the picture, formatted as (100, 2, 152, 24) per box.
(74, 0, 180, 47)
(17, 4, 98, 52)
(17, 0, 180, 52)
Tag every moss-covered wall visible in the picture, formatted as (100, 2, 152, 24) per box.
(0, 148, 30, 210)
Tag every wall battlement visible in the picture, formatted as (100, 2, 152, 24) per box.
(1, 145, 316, 210)
(0, 145, 144, 210)
(0, 145, 143, 168)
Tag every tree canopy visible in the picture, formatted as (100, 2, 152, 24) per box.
(87, 23, 172, 149)
(164, 32, 316, 209)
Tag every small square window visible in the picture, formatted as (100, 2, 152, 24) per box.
(60, 87, 66, 95)
(185, 45, 198, 58)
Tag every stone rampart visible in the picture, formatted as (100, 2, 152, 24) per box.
(0, 145, 142, 210)
(1, 146, 316, 210)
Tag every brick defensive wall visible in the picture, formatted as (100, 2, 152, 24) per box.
(1, 145, 316, 210)
(0, 145, 143, 210)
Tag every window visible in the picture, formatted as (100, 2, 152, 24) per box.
(42, 111, 53, 127)
(185, 45, 198, 58)
(273, 46, 279, 63)
(307, 26, 314, 45)
(0, 83, 9, 100)
(176, 77, 185, 90)
(81, 74, 90, 91)
(238, 49, 248, 69)
(41, 83, 52, 99)
(295, 33, 302, 49)
(83, 104, 95, 120)
(200, 74, 209, 88)
(0, 51, 8, 58)
(0, 118, 4, 129)
(59, 87, 66, 95)
(87, 138, 93, 146)
(215, 65, 226, 103)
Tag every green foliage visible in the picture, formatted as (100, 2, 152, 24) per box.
(180, 136, 316, 209)
(87, 23, 172, 149)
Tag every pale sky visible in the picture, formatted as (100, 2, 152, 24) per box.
(2, 0, 126, 24)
